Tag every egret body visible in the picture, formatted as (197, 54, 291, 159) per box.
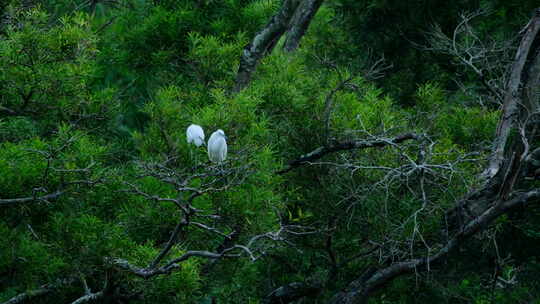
(186, 124, 205, 147)
(207, 129, 227, 163)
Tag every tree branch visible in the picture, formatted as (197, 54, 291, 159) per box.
(108, 250, 238, 279)
(233, 0, 301, 93)
(0, 190, 64, 207)
(483, 9, 540, 179)
(1, 279, 75, 304)
(70, 291, 104, 304)
(329, 189, 540, 304)
(283, 0, 324, 52)
(278, 133, 420, 174)
(1, 285, 52, 304)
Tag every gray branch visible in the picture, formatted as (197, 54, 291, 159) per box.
(108, 250, 238, 279)
(1, 278, 75, 304)
(483, 10, 540, 179)
(0, 190, 64, 207)
(70, 291, 104, 304)
(329, 189, 540, 304)
(278, 133, 420, 174)
(1, 286, 52, 304)
(283, 0, 324, 52)
(233, 0, 301, 92)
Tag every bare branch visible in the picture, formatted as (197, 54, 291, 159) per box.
(190, 221, 233, 239)
(0, 190, 64, 206)
(1, 285, 52, 304)
(1, 279, 75, 304)
(425, 9, 511, 104)
(329, 189, 540, 304)
(278, 133, 420, 174)
(108, 249, 238, 280)
(70, 291, 104, 304)
(148, 218, 188, 269)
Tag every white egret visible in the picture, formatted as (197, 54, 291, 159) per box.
(186, 124, 205, 147)
(207, 129, 227, 163)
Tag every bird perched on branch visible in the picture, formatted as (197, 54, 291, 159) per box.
(208, 129, 227, 163)
(186, 124, 205, 147)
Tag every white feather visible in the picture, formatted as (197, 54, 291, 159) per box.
(207, 129, 227, 163)
(186, 124, 205, 147)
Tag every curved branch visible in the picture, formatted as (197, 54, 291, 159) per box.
(484, 9, 540, 179)
(329, 189, 540, 304)
(278, 133, 419, 174)
(108, 250, 237, 279)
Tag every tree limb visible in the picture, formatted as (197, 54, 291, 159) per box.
(108, 250, 238, 279)
(1, 279, 75, 304)
(233, 0, 301, 93)
(278, 133, 420, 174)
(483, 9, 540, 179)
(70, 291, 104, 304)
(0, 190, 64, 207)
(283, 0, 324, 52)
(329, 189, 540, 304)
(264, 282, 321, 304)
(1, 285, 52, 304)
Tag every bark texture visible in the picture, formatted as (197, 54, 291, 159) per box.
(234, 0, 301, 93)
(234, 0, 324, 92)
(328, 9, 540, 304)
(483, 9, 540, 179)
(283, 0, 324, 52)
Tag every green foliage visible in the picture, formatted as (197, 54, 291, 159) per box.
(415, 83, 499, 148)
(1, 1, 540, 303)
(0, 8, 118, 135)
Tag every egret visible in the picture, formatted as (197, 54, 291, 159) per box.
(186, 124, 205, 147)
(207, 129, 227, 163)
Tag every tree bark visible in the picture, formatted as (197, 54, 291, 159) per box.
(1, 286, 52, 304)
(283, 0, 324, 52)
(328, 9, 540, 304)
(483, 9, 540, 180)
(328, 190, 540, 304)
(0, 190, 64, 206)
(233, 0, 301, 93)
(278, 133, 419, 174)
(0, 279, 75, 304)
(233, 0, 324, 93)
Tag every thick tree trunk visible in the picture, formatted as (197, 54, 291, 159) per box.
(328, 9, 540, 304)
(483, 9, 540, 180)
(283, 0, 324, 52)
(233, 0, 324, 93)
(233, 0, 301, 93)
(328, 190, 540, 304)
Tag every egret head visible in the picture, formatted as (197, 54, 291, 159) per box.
(217, 129, 226, 139)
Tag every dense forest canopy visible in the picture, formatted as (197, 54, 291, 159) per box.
(1, 0, 540, 303)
